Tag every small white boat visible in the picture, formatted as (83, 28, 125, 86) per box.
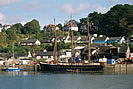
(2, 67, 22, 71)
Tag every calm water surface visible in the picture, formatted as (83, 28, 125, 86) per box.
(0, 71, 133, 89)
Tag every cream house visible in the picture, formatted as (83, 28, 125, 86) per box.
(20, 39, 41, 46)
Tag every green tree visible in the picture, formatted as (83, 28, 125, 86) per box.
(22, 19, 40, 35)
(6, 28, 19, 41)
(0, 24, 2, 27)
(12, 23, 23, 34)
(0, 32, 8, 47)
(57, 23, 62, 30)
(80, 18, 88, 24)
(84, 4, 133, 37)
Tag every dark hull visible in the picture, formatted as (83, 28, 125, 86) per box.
(40, 63, 103, 72)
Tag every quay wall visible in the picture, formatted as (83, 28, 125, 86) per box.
(104, 64, 133, 73)
(0, 64, 133, 73)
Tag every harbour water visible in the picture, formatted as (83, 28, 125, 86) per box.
(0, 71, 133, 89)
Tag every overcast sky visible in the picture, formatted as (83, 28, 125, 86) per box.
(0, 0, 132, 28)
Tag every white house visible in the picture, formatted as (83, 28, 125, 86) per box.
(0, 26, 2, 32)
(19, 59, 32, 64)
(20, 39, 41, 46)
(107, 37, 126, 44)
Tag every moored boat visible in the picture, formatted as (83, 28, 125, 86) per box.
(40, 16, 103, 72)
(2, 67, 22, 71)
(40, 63, 103, 72)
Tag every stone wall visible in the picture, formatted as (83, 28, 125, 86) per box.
(104, 64, 133, 73)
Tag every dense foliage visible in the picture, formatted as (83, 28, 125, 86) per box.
(80, 4, 133, 37)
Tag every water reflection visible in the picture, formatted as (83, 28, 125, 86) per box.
(0, 71, 132, 89)
(0, 71, 40, 76)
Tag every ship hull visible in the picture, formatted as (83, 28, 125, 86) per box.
(40, 63, 103, 72)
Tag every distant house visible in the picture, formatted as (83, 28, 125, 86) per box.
(92, 37, 109, 44)
(33, 50, 65, 60)
(43, 24, 55, 32)
(97, 46, 130, 59)
(55, 35, 81, 43)
(107, 37, 125, 44)
(130, 48, 133, 59)
(80, 24, 87, 32)
(67, 36, 81, 43)
(14, 53, 28, 59)
(43, 24, 59, 32)
(81, 45, 130, 62)
(19, 59, 32, 64)
(118, 46, 130, 58)
(129, 37, 133, 44)
(20, 39, 41, 46)
(77, 36, 94, 44)
(74, 46, 85, 58)
(0, 26, 2, 32)
(0, 24, 11, 32)
(56, 36, 70, 43)
(63, 20, 79, 32)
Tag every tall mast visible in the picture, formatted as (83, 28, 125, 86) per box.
(88, 18, 90, 64)
(54, 17, 57, 62)
(13, 43, 15, 60)
(70, 14, 73, 65)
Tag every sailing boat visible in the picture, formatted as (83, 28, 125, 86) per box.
(40, 16, 103, 72)
(2, 43, 22, 71)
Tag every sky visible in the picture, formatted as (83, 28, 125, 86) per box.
(0, 0, 132, 28)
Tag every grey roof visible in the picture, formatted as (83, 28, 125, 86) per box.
(109, 37, 121, 40)
(98, 46, 110, 54)
(80, 36, 88, 41)
(0, 53, 11, 57)
(91, 44, 104, 48)
(119, 46, 128, 53)
(21, 39, 38, 43)
(57, 36, 68, 41)
(14, 53, 27, 57)
(68, 36, 79, 41)
(67, 20, 79, 25)
(94, 37, 107, 41)
(34, 51, 65, 56)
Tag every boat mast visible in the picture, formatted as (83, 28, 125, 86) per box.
(54, 17, 57, 63)
(88, 17, 90, 64)
(70, 15, 73, 65)
(13, 43, 15, 59)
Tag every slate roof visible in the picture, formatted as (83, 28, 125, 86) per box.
(93, 37, 107, 41)
(21, 39, 38, 43)
(98, 46, 111, 54)
(80, 36, 88, 41)
(66, 20, 79, 26)
(119, 46, 128, 54)
(0, 53, 11, 57)
(68, 36, 79, 41)
(109, 37, 121, 40)
(91, 44, 104, 48)
(14, 53, 27, 57)
(34, 51, 65, 56)
(57, 36, 68, 41)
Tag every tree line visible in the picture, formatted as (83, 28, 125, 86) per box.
(80, 4, 133, 37)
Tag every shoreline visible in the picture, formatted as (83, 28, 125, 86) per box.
(0, 64, 133, 73)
